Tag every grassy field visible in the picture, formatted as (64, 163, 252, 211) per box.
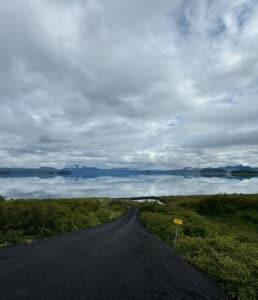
(1, 194, 257, 299)
(138, 194, 258, 299)
(0, 197, 126, 247)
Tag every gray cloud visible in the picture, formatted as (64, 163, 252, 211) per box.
(1, 0, 258, 168)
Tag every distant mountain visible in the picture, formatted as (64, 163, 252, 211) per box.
(0, 165, 258, 179)
(224, 165, 258, 171)
(0, 167, 58, 178)
(0, 166, 199, 179)
(231, 168, 258, 178)
(221, 165, 258, 178)
(200, 168, 227, 177)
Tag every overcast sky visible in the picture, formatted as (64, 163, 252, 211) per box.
(1, 0, 258, 169)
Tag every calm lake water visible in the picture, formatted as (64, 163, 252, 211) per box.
(1, 175, 258, 199)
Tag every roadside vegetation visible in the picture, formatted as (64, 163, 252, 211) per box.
(0, 197, 126, 247)
(1, 194, 257, 298)
(138, 194, 258, 300)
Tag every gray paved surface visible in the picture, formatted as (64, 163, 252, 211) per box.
(0, 207, 226, 299)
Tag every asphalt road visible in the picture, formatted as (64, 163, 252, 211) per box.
(0, 207, 226, 300)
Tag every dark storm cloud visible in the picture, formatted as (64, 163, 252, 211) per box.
(1, 0, 258, 168)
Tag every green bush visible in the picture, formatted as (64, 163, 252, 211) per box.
(196, 195, 258, 216)
(139, 194, 258, 299)
(0, 198, 125, 247)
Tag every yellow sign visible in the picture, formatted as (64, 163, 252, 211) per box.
(174, 218, 183, 225)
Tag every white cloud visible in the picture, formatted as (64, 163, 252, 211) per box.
(0, 0, 258, 168)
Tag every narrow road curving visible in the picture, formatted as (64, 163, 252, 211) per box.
(0, 207, 226, 300)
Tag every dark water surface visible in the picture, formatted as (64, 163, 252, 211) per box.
(1, 175, 258, 199)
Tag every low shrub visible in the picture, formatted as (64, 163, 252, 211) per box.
(0, 198, 125, 246)
(139, 194, 258, 299)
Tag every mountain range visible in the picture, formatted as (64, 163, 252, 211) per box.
(0, 165, 258, 179)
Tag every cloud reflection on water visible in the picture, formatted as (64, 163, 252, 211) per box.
(1, 176, 258, 199)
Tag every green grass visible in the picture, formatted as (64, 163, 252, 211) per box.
(0, 197, 126, 247)
(138, 194, 258, 300)
(1, 194, 257, 298)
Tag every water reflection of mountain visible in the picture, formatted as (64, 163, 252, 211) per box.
(0, 166, 258, 180)
(200, 168, 228, 177)
(200, 167, 258, 180)
(0, 167, 57, 178)
(0, 167, 197, 179)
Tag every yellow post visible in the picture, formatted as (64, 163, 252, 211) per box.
(173, 218, 183, 248)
